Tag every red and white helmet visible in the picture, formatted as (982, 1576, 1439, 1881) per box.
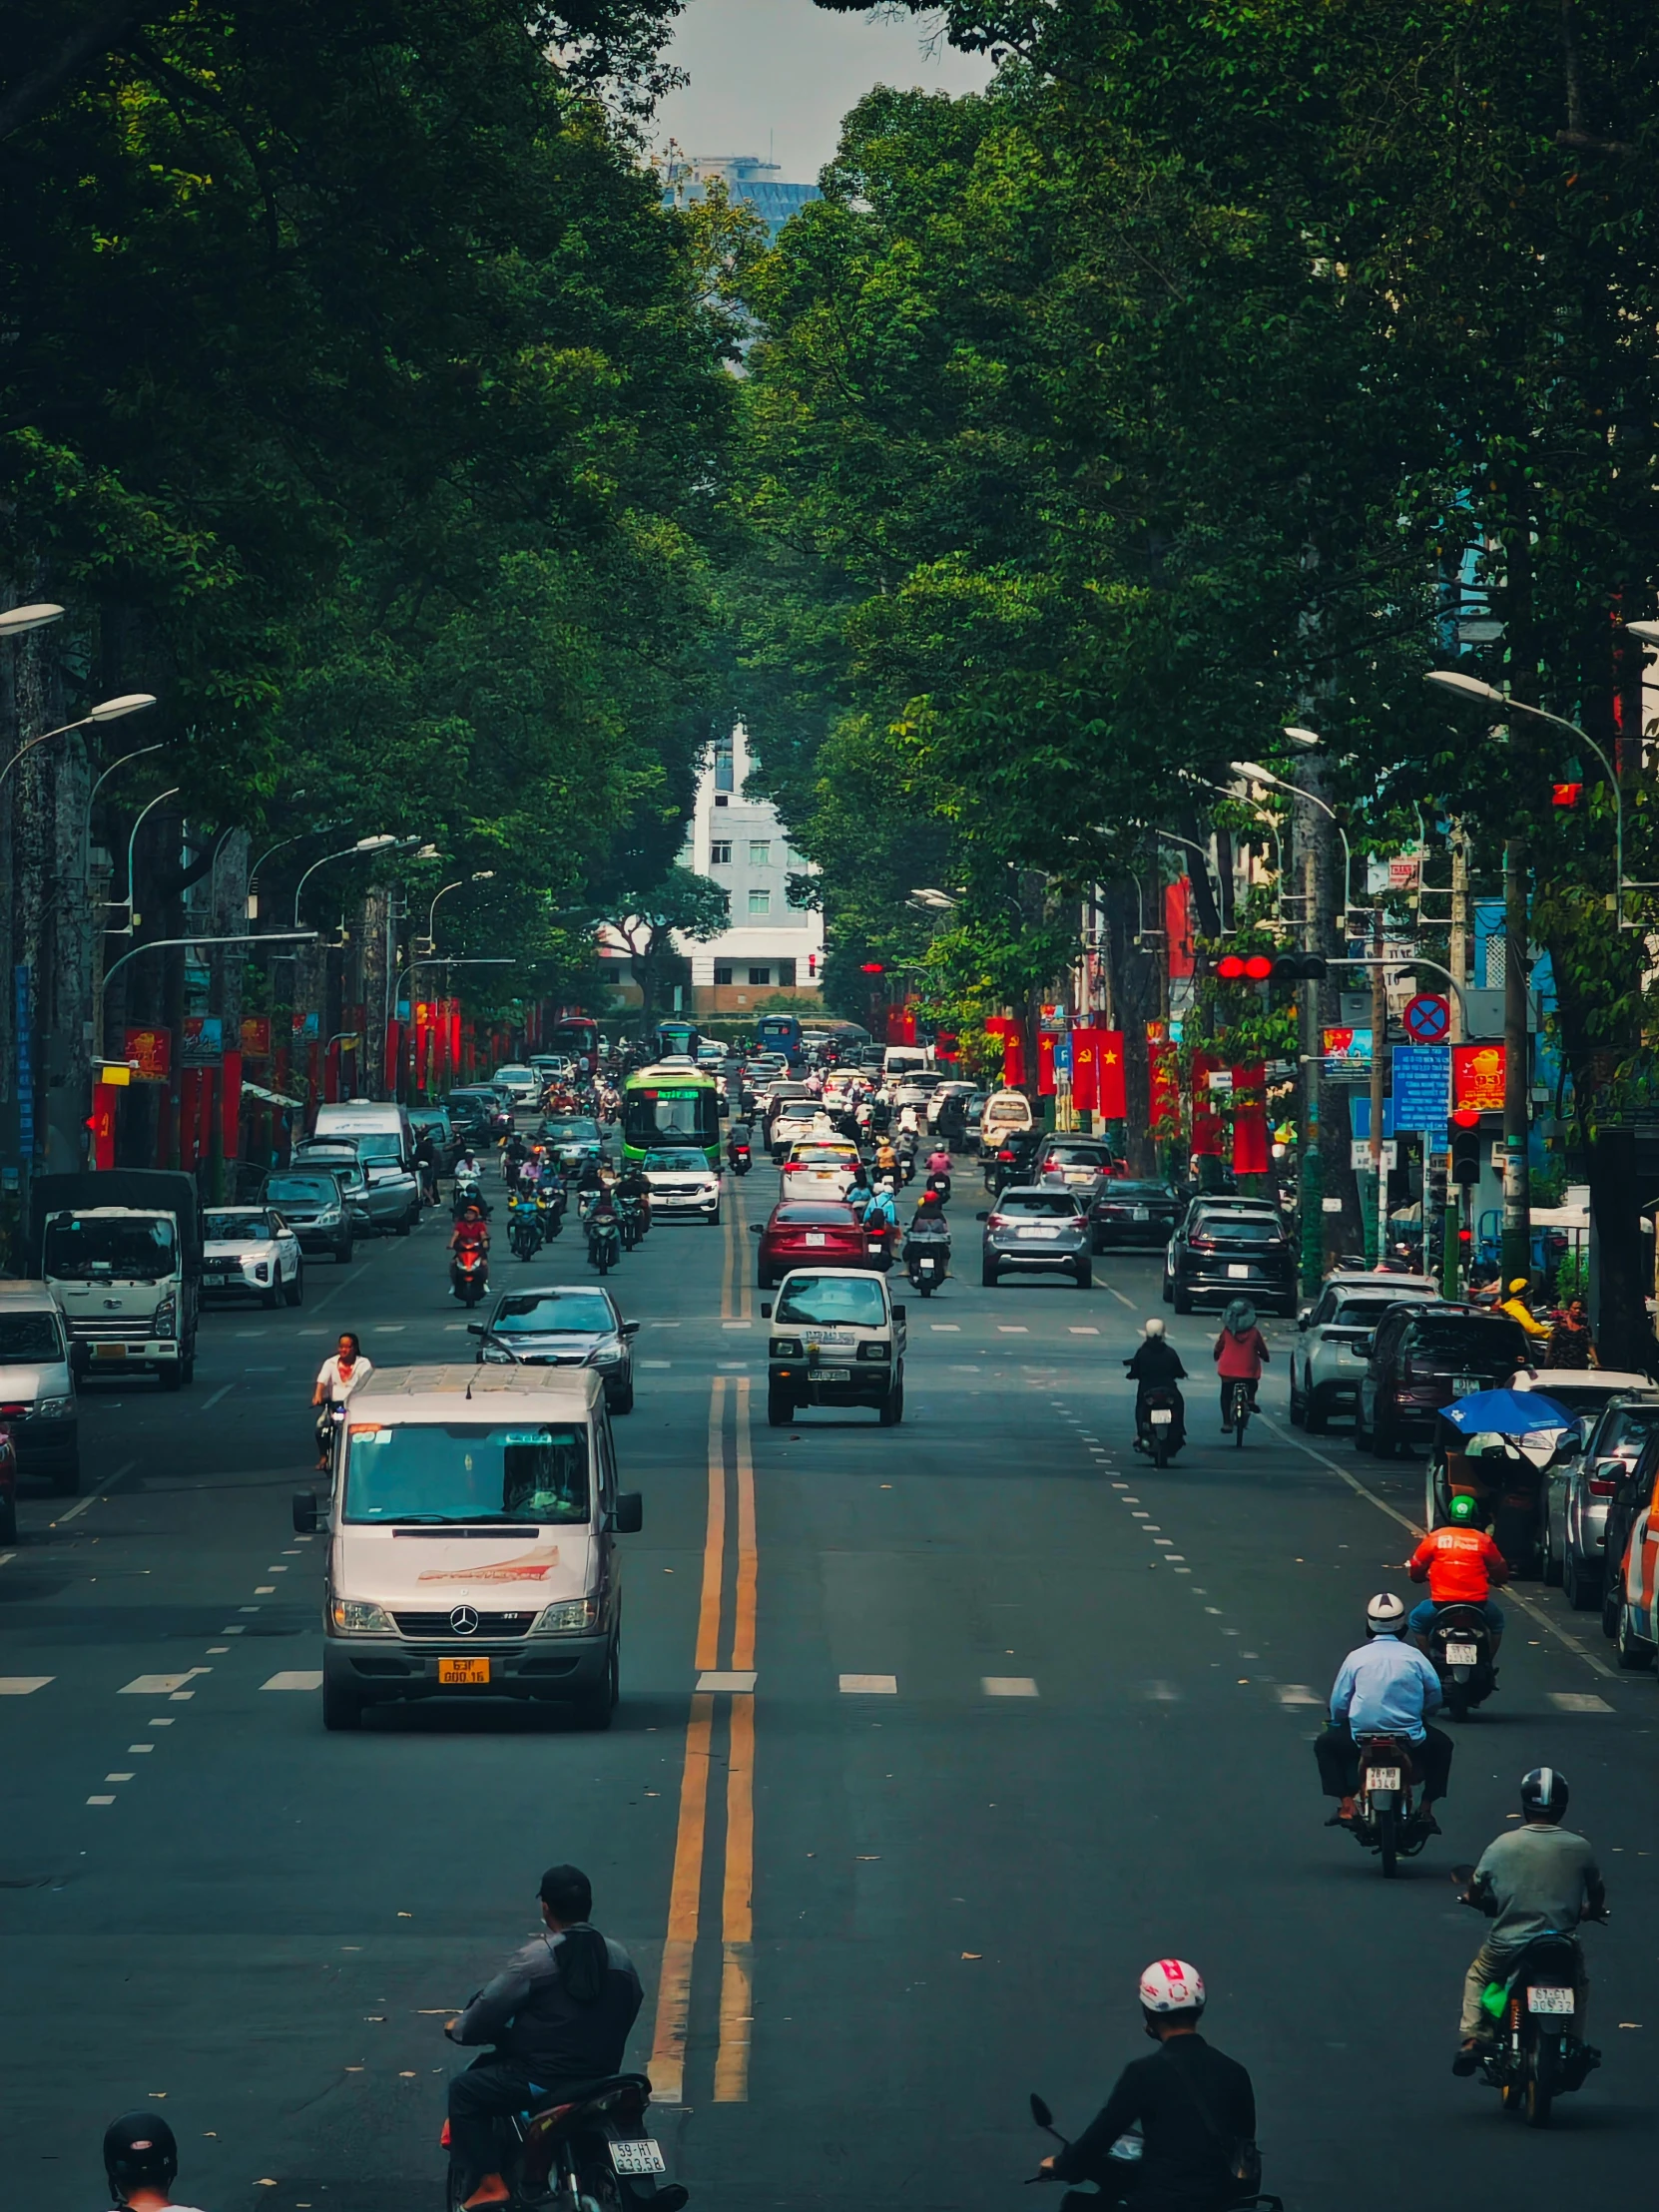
(1140, 1957, 1205, 2013)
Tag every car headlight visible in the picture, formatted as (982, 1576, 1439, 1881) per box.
(588, 1346, 625, 1367)
(857, 1341, 891, 1361)
(531, 1596, 601, 1635)
(154, 1298, 177, 1335)
(330, 1597, 395, 1635)
(316, 1207, 342, 1225)
(770, 1337, 804, 1358)
(35, 1395, 72, 1420)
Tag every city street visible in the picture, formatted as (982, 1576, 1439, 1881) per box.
(5, 1157, 1658, 2212)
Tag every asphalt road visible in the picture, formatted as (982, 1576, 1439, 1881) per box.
(6, 1149, 1659, 2212)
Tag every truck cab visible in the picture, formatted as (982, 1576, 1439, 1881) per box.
(30, 1170, 202, 1389)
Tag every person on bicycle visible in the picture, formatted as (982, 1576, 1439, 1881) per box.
(1213, 1299, 1269, 1429)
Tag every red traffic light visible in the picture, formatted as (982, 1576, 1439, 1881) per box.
(859, 962, 885, 974)
(1216, 954, 1247, 980)
(1451, 1106, 1480, 1128)
(1244, 954, 1274, 981)
(1458, 1227, 1472, 1244)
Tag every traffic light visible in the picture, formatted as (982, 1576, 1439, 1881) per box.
(1269, 952, 1329, 983)
(1215, 952, 1274, 981)
(1451, 1125, 1481, 1186)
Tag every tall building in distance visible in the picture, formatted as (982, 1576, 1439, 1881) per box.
(656, 148, 821, 241)
(679, 723, 823, 1017)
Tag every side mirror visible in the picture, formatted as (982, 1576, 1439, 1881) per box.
(623, 1320, 641, 1337)
(1297, 1310, 1312, 1330)
(749, 1223, 764, 1234)
(976, 1210, 989, 1222)
(466, 1322, 484, 1336)
(613, 1491, 643, 1535)
(291, 1489, 319, 1534)
(892, 1303, 907, 1321)
(1355, 1333, 1375, 1357)
(761, 1303, 773, 1320)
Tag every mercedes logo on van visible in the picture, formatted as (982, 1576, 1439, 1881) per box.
(449, 1605, 480, 1637)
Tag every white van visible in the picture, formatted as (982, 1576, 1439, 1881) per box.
(979, 1088, 1034, 1148)
(881, 1045, 931, 1081)
(312, 1099, 415, 1167)
(297, 1365, 639, 1732)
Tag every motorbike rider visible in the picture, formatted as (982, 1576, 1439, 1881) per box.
(1498, 1274, 1552, 1344)
(310, 1332, 372, 1469)
(1037, 1959, 1257, 2211)
(864, 1178, 899, 1239)
(613, 1155, 652, 1229)
(727, 1121, 752, 1169)
(450, 1199, 491, 1269)
(502, 1130, 529, 1184)
(1212, 1298, 1269, 1428)
(412, 1127, 440, 1207)
(455, 1144, 483, 1185)
(1406, 1491, 1508, 1656)
(445, 1864, 645, 2210)
(1452, 1767, 1605, 2074)
(1124, 1318, 1187, 1453)
(103, 2110, 208, 2212)
(1316, 1592, 1452, 1830)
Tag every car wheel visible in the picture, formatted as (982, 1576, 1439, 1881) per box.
(1354, 1398, 1374, 1453)
(877, 1378, 904, 1426)
(1091, 1231, 1106, 1256)
(0, 1493, 15, 1544)
(1172, 1285, 1193, 1316)
(573, 1638, 619, 1731)
(1616, 1603, 1655, 1671)
(709, 1208, 721, 1227)
(321, 1675, 362, 1731)
(49, 1454, 81, 1497)
(1288, 1373, 1307, 1427)
(159, 1363, 184, 1391)
(284, 1265, 303, 1308)
(1541, 1519, 1563, 1587)
(767, 1385, 793, 1427)
(337, 1238, 354, 1265)
(1304, 1389, 1329, 1437)
(263, 1284, 280, 1310)
(1074, 1263, 1092, 1290)
(1373, 1407, 1397, 1459)
(1161, 1274, 1173, 1305)
(395, 1210, 414, 1236)
(1602, 1580, 1623, 1642)
(981, 1262, 999, 1288)
(614, 1382, 635, 1415)
(1562, 1547, 1599, 1612)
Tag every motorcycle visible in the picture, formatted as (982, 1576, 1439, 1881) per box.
(313, 1399, 346, 1468)
(452, 1174, 490, 1220)
(617, 1192, 644, 1251)
(451, 1246, 490, 1307)
(508, 1201, 542, 1263)
(1025, 2090, 1279, 2212)
(904, 1226, 950, 1297)
(924, 1169, 951, 1204)
(536, 1184, 566, 1240)
(1422, 1601, 1497, 1722)
(1135, 1384, 1186, 1467)
(862, 1217, 895, 1273)
(588, 1212, 622, 1276)
(1345, 1730, 1436, 1877)
(441, 2070, 688, 2212)
(1454, 1870, 1602, 2125)
(727, 1132, 753, 1175)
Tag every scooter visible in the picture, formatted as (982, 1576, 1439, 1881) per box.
(904, 1227, 950, 1297)
(312, 1399, 346, 1470)
(441, 2069, 688, 2211)
(450, 1246, 489, 1307)
(1135, 1384, 1186, 1468)
(588, 1212, 622, 1276)
(617, 1192, 644, 1251)
(1453, 1868, 1602, 2125)
(1025, 2090, 1279, 2212)
(1422, 1601, 1497, 1722)
(727, 1131, 753, 1175)
(508, 1200, 542, 1262)
(1344, 1730, 1437, 1877)
(862, 1218, 895, 1273)
(924, 1169, 951, 1204)
(535, 1184, 565, 1240)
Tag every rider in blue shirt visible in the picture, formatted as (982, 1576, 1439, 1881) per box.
(1316, 1592, 1452, 1828)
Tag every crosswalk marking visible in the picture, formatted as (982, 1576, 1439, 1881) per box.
(87, 1795, 116, 1806)
(641, 1360, 673, 1369)
(929, 1324, 960, 1332)
(982, 1676, 1038, 1697)
(262, 1671, 323, 1691)
(0, 1677, 53, 1695)
(839, 1673, 897, 1695)
(1548, 1691, 1614, 1713)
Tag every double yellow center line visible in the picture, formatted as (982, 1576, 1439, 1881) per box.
(650, 1179, 757, 2105)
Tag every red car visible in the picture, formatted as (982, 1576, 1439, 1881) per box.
(753, 1201, 868, 1290)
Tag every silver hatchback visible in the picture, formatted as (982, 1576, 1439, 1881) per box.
(1544, 1394, 1659, 1609)
(978, 1186, 1092, 1290)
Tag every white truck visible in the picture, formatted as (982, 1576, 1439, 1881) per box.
(29, 1169, 203, 1390)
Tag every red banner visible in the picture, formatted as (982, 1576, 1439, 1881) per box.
(1191, 1050, 1225, 1156)
(1037, 1031, 1056, 1096)
(1096, 1030, 1126, 1120)
(1165, 877, 1195, 979)
(1230, 1062, 1270, 1175)
(1071, 1028, 1098, 1113)
(240, 1016, 271, 1060)
(90, 1082, 118, 1170)
(124, 1026, 171, 1082)
(1453, 1042, 1505, 1115)
(1003, 1032, 1026, 1088)
(221, 1049, 243, 1160)
(1148, 1027, 1180, 1139)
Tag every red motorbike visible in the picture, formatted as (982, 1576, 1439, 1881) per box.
(450, 1245, 490, 1308)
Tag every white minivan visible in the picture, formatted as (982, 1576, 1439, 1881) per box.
(297, 1365, 639, 1732)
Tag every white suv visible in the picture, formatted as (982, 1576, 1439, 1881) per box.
(1289, 1275, 1440, 1431)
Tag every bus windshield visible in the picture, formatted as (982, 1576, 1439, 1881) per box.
(623, 1081, 719, 1158)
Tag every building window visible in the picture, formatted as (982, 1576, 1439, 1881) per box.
(748, 965, 771, 986)
(748, 838, 771, 865)
(714, 793, 729, 808)
(713, 964, 733, 985)
(710, 840, 732, 865)
(748, 887, 771, 914)
(714, 735, 734, 793)
(777, 958, 797, 987)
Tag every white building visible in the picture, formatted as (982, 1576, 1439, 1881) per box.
(677, 724, 823, 1017)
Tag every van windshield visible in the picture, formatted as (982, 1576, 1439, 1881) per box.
(343, 1421, 591, 1524)
(776, 1276, 887, 1329)
(44, 1215, 177, 1280)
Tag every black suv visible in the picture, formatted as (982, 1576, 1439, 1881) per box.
(1090, 1179, 1182, 1254)
(982, 1126, 1045, 1196)
(1166, 1200, 1295, 1317)
(1356, 1304, 1529, 1457)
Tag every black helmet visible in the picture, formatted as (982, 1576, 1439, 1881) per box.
(1520, 1766, 1568, 1820)
(105, 2110, 178, 2193)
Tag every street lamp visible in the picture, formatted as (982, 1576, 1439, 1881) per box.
(0, 690, 157, 796)
(1283, 726, 1324, 749)
(105, 786, 183, 929)
(103, 928, 316, 993)
(420, 870, 496, 953)
(292, 832, 398, 927)
(908, 886, 958, 909)
(0, 603, 65, 638)
(1231, 760, 1355, 917)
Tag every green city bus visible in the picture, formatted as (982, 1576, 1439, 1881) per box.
(622, 1062, 721, 1168)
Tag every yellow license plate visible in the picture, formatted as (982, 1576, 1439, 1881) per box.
(438, 1657, 491, 1686)
(94, 1343, 130, 1360)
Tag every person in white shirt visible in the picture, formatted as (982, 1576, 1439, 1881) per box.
(310, 1333, 372, 1467)
(103, 2112, 208, 2212)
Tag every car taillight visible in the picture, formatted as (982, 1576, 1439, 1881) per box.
(1042, 1156, 1060, 1172)
(1588, 1477, 1619, 1497)
(1189, 1237, 1215, 1251)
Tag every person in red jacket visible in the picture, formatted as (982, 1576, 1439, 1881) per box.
(1213, 1298, 1270, 1428)
(1407, 1493, 1508, 1652)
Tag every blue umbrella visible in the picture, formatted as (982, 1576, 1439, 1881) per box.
(1439, 1388, 1578, 1437)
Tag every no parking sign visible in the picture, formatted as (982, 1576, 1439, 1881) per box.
(1403, 992, 1450, 1044)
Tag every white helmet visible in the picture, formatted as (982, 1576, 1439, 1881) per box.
(1143, 1317, 1166, 1339)
(1140, 1958, 1205, 2014)
(1366, 1592, 1407, 1637)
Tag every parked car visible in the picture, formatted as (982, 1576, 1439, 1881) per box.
(1606, 1440, 1659, 1670)
(1089, 1179, 1182, 1255)
(764, 1266, 906, 1425)
(1601, 1425, 1659, 1643)
(979, 1186, 1092, 1289)
(637, 1145, 721, 1224)
(754, 1200, 867, 1289)
(1165, 1199, 1295, 1317)
(1032, 1135, 1122, 1199)
(201, 1206, 304, 1309)
(259, 1168, 356, 1263)
(1289, 1275, 1440, 1432)
(1545, 1394, 1659, 1609)
(469, 1283, 639, 1412)
(291, 1137, 418, 1234)
(0, 1279, 79, 1497)
(1356, 1303, 1529, 1458)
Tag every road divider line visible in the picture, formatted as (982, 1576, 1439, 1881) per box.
(720, 1195, 737, 1320)
(648, 1691, 714, 2107)
(730, 1379, 757, 1674)
(737, 1176, 753, 1321)
(52, 1459, 136, 1528)
(715, 1692, 755, 2102)
(696, 1380, 728, 1673)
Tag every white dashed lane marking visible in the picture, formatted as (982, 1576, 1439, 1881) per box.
(1277, 1686, 1323, 1708)
(0, 1677, 53, 1694)
(262, 1672, 324, 1692)
(120, 1670, 210, 1695)
(839, 1674, 897, 1695)
(1549, 1691, 1614, 1713)
(983, 1677, 1039, 1697)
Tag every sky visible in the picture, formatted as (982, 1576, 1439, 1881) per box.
(653, 0, 993, 181)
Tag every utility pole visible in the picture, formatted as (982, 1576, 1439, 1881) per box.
(1299, 818, 1323, 1296)
(1448, 819, 1469, 1041)
(1369, 904, 1386, 1265)
(1500, 833, 1530, 1286)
